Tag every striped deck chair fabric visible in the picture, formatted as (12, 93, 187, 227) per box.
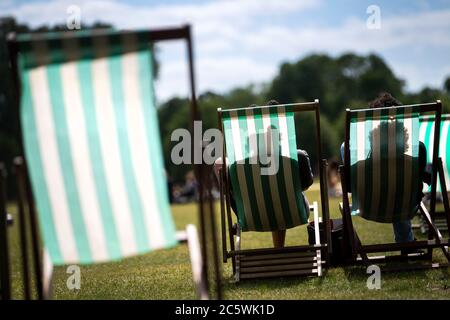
(419, 115, 450, 193)
(349, 107, 422, 223)
(17, 31, 177, 265)
(221, 105, 309, 232)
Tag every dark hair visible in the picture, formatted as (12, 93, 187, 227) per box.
(368, 92, 402, 109)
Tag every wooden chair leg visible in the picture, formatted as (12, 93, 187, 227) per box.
(219, 170, 227, 263)
(312, 201, 323, 276)
(234, 225, 241, 281)
(15, 159, 31, 300)
(419, 203, 450, 262)
(0, 163, 11, 300)
(353, 231, 370, 267)
(223, 173, 236, 274)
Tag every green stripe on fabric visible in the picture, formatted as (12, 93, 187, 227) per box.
(46, 64, 92, 262)
(252, 109, 279, 230)
(137, 49, 176, 246)
(393, 110, 405, 220)
(236, 109, 262, 230)
(375, 113, 389, 222)
(77, 59, 121, 260)
(409, 115, 420, 218)
(285, 110, 308, 224)
(20, 69, 63, 264)
(108, 53, 149, 253)
(269, 112, 294, 228)
(363, 112, 373, 217)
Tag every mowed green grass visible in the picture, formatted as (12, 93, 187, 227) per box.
(6, 183, 450, 299)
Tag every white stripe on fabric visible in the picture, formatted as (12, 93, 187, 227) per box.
(121, 52, 166, 248)
(245, 110, 270, 230)
(428, 122, 435, 164)
(246, 111, 258, 163)
(261, 109, 285, 229)
(277, 107, 301, 226)
(419, 121, 428, 147)
(91, 57, 137, 255)
(370, 110, 381, 221)
(402, 113, 413, 220)
(385, 109, 397, 221)
(356, 119, 366, 215)
(230, 112, 245, 164)
(60, 62, 109, 261)
(28, 67, 78, 262)
(229, 111, 255, 230)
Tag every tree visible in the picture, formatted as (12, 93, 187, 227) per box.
(267, 53, 405, 120)
(444, 76, 450, 95)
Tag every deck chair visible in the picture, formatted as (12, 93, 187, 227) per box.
(339, 101, 450, 270)
(416, 114, 450, 233)
(8, 27, 210, 299)
(217, 101, 331, 281)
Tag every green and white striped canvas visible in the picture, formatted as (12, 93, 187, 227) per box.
(17, 30, 177, 265)
(221, 105, 309, 232)
(419, 115, 450, 193)
(349, 107, 421, 223)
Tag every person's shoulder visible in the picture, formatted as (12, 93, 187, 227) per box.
(297, 149, 309, 157)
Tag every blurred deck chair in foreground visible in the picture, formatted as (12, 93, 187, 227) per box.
(417, 114, 450, 233)
(217, 101, 331, 281)
(7, 26, 218, 299)
(339, 102, 450, 270)
(0, 164, 11, 300)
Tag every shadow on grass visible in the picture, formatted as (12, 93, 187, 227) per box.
(222, 271, 326, 293)
(341, 262, 449, 282)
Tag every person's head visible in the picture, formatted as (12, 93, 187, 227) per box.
(368, 92, 402, 109)
(267, 99, 280, 106)
(367, 93, 409, 154)
(369, 120, 410, 154)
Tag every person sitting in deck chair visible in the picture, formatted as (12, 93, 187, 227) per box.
(340, 92, 431, 246)
(214, 100, 314, 248)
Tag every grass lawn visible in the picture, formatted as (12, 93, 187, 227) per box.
(5, 182, 450, 299)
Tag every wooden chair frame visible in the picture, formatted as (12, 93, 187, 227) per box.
(217, 100, 332, 280)
(339, 101, 450, 271)
(6, 25, 221, 299)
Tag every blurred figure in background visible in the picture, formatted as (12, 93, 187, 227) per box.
(327, 159, 342, 197)
(173, 170, 198, 203)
